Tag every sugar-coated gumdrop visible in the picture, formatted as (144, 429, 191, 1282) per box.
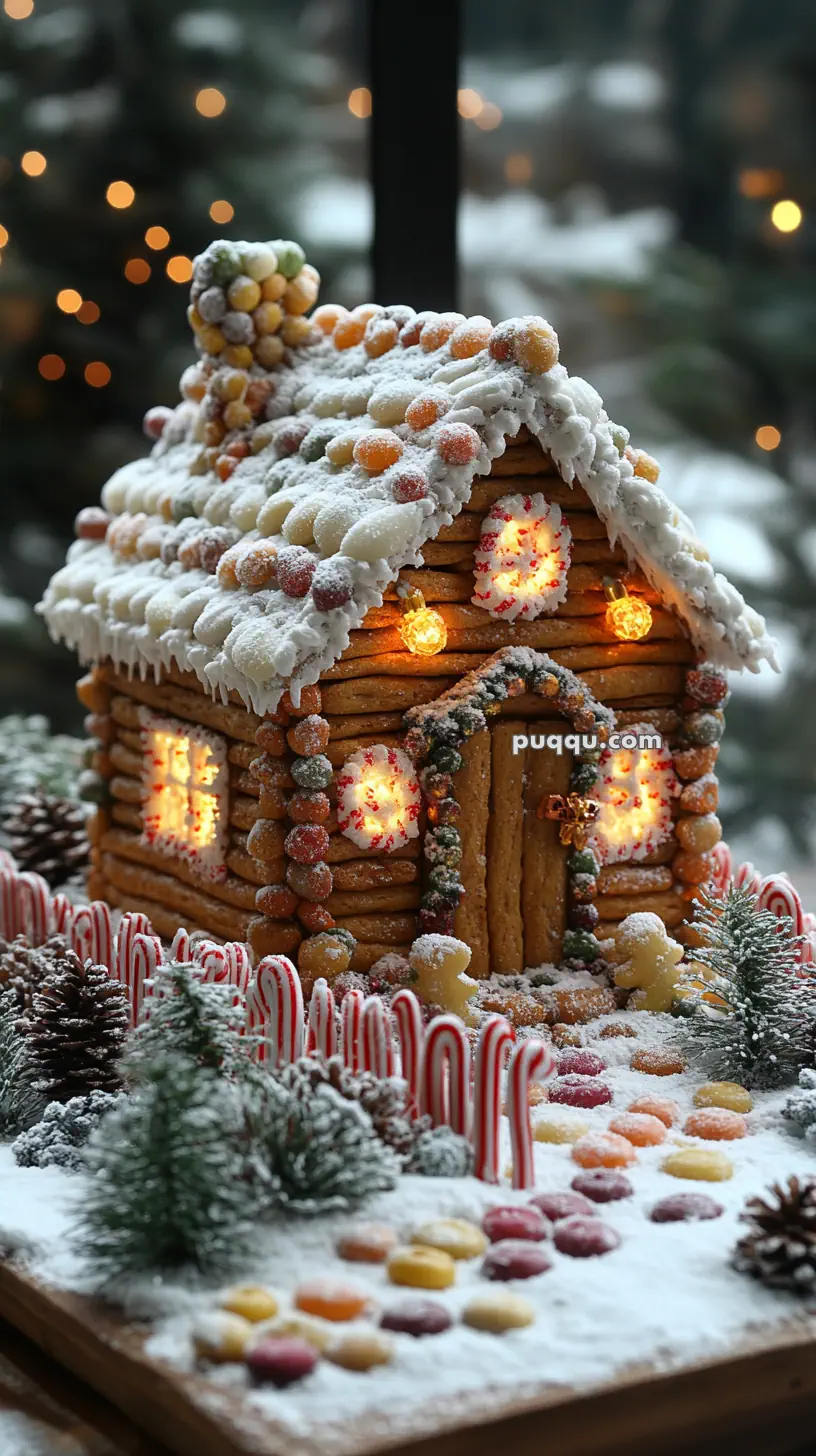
(450, 316, 492, 359)
(284, 819, 331, 863)
(353, 429, 404, 473)
(549, 1075, 612, 1110)
(529, 1190, 596, 1222)
(379, 1299, 453, 1338)
(286, 860, 333, 901)
(287, 714, 331, 757)
(462, 1291, 535, 1334)
(693, 1081, 753, 1114)
(288, 789, 331, 824)
(534, 1115, 590, 1145)
(255, 883, 298, 918)
(660, 1148, 733, 1183)
(683, 1108, 746, 1141)
(571, 1170, 633, 1203)
(312, 560, 354, 612)
(75, 506, 111, 541)
(298, 933, 350, 981)
(277, 545, 317, 598)
(193, 1311, 252, 1363)
(245, 1337, 318, 1387)
(405, 391, 450, 432)
(412, 1218, 487, 1261)
(551, 1023, 583, 1049)
(554, 1216, 621, 1259)
(295, 1279, 369, 1322)
(626, 1094, 681, 1128)
(236, 541, 278, 589)
(219, 1284, 279, 1323)
(337, 1223, 398, 1264)
(364, 317, 399, 358)
(482, 1205, 550, 1244)
(326, 1329, 394, 1372)
(387, 1246, 456, 1290)
(143, 404, 173, 439)
(419, 312, 465, 352)
(250, 1312, 333, 1352)
(598, 1022, 637, 1040)
(512, 317, 559, 374)
(608, 1112, 667, 1147)
(630, 1048, 687, 1077)
(436, 422, 481, 465)
(557, 1049, 606, 1078)
(391, 468, 429, 503)
(482, 1239, 553, 1282)
(291, 752, 333, 789)
(572, 1132, 637, 1170)
(650, 1192, 724, 1224)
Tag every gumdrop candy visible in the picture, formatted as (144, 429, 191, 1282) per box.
(549, 1076, 612, 1109)
(571, 1170, 634, 1203)
(462, 1291, 535, 1333)
(557, 1049, 607, 1078)
(482, 1239, 553, 1282)
(693, 1081, 753, 1114)
(650, 1192, 724, 1223)
(630, 1047, 687, 1077)
(412, 1218, 486, 1261)
(608, 1112, 667, 1147)
(598, 1022, 637, 1040)
(336, 1223, 398, 1264)
(193, 1311, 252, 1363)
(379, 1299, 453, 1338)
(388, 1246, 456, 1290)
(534, 1115, 589, 1145)
(482, 1205, 550, 1244)
(219, 1284, 279, 1323)
(660, 1148, 733, 1183)
(626, 1094, 681, 1128)
(683, 1108, 746, 1141)
(245, 1336, 318, 1387)
(553, 1216, 621, 1259)
(571, 1132, 637, 1169)
(250, 1312, 333, 1352)
(295, 1279, 369, 1322)
(326, 1329, 395, 1372)
(436, 422, 481, 465)
(529, 1190, 596, 1222)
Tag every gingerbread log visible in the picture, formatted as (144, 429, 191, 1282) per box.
(109, 774, 142, 806)
(453, 729, 491, 977)
(325, 887, 421, 917)
(108, 740, 142, 777)
(596, 865, 674, 896)
(98, 666, 262, 742)
(100, 827, 260, 912)
(76, 671, 111, 714)
(485, 721, 526, 974)
(111, 802, 142, 831)
(320, 677, 457, 715)
(327, 711, 406, 740)
(349, 941, 414, 972)
(230, 795, 263, 831)
(384, 570, 474, 603)
(469, 475, 593, 511)
(488, 443, 562, 475)
(577, 664, 686, 702)
(592, 889, 687, 926)
(331, 859, 419, 891)
(113, 726, 142, 755)
(325, 734, 404, 767)
(521, 733, 572, 967)
(100, 852, 253, 940)
(324, 834, 420, 864)
(99, 882, 208, 940)
(334, 914, 418, 945)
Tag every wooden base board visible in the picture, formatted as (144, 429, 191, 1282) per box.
(1, 1260, 816, 1456)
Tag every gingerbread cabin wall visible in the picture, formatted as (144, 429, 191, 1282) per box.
(81, 428, 719, 973)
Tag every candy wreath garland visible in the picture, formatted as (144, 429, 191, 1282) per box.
(402, 647, 616, 966)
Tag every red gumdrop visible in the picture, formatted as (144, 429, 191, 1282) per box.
(277, 547, 317, 598)
(143, 405, 173, 439)
(483, 1205, 550, 1244)
(275, 420, 310, 457)
(529, 1191, 596, 1223)
(557, 1049, 607, 1078)
(286, 860, 333, 901)
(548, 1075, 612, 1109)
(650, 1193, 724, 1224)
(255, 883, 299, 918)
(482, 1239, 552, 1281)
(436, 422, 481, 465)
(297, 900, 336, 932)
(312, 563, 354, 612)
(288, 790, 331, 824)
(391, 469, 429, 504)
(285, 825, 330, 865)
(379, 1299, 453, 1337)
(287, 715, 331, 757)
(245, 1337, 318, 1388)
(570, 1170, 633, 1204)
(554, 1216, 621, 1259)
(75, 506, 111, 541)
(488, 321, 518, 361)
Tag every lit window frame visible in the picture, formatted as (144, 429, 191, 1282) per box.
(139, 708, 228, 881)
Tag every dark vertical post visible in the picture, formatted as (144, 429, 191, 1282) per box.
(368, 0, 460, 311)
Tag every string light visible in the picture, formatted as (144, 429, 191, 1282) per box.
(0, 225, 8, 247)
(209, 199, 234, 224)
(124, 257, 151, 284)
(397, 584, 447, 657)
(348, 87, 372, 119)
(4, 0, 35, 16)
(38, 354, 65, 381)
(56, 288, 82, 314)
(85, 361, 111, 388)
(770, 199, 802, 233)
(21, 151, 46, 177)
(166, 254, 193, 283)
(603, 577, 653, 642)
(755, 425, 781, 451)
(474, 102, 502, 131)
(106, 180, 135, 209)
(195, 87, 226, 118)
(76, 300, 100, 324)
(457, 88, 483, 119)
(145, 226, 170, 250)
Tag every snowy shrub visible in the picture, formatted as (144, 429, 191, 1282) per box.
(13, 1090, 125, 1170)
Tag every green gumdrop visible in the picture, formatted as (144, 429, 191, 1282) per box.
(331, 927, 355, 953)
(432, 746, 463, 775)
(684, 711, 724, 746)
(209, 241, 242, 286)
(299, 424, 336, 463)
(568, 848, 600, 877)
(562, 929, 600, 963)
(173, 492, 197, 522)
(570, 764, 598, 794)
(270, 239, 306, 279)
(78, 770, 108, 804)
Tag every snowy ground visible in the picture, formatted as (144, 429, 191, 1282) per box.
(1, 1012, 816, 1449)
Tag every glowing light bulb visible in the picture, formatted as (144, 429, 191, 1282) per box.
(603, 577, 652, 642)
(399, 606, 448, 657)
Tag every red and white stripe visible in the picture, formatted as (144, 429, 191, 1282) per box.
(0, 868, 17, 937)
(420, 1014, 471, 1137)
(0, 849, 15, 871)
(734, 860, 761, 896)
(360, 995, 395, 1078)
(197, 943, 230, 983)
(709, 841, 732, 898)
(170, 927, 192, 963)
(128, 931, 163, 1027)
(391, 989, 423, 1116)
(472, 1014, 515, 1183)
(801, 912, 816, 968)
(71, 905, 94, 964)
(758, 873, 804, 950)
(114, 912, 151, 990)
(226, 942, 252, 996)
(307, 977, 338, 1058)
(340, 988, 364, 1074)
(89, 901, 113, 972)
(16, 872, 52, 946)
(506, 1038, 556, 1190)
(51, 893, 74, 938)
(246, 955, 304, 1067)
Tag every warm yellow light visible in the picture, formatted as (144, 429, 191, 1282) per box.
(504, 152, 533, 185)
(457, 87, 483, 119)
(348, 86, 372, 119)
(738, 167, 782, 199)
(76, 299, 100, 324)
(209, 199, 234, 224)
(770, 199, 802, 233)
(474, 102, 502, 131)
(166, 254, 194, 283)
(106, 180, 135, 209)
(195, 87, 227, 118)
(399, 606, 448, 657)
(56, 288, 82, 314)
(606, 594, 653, 642)
(21, 150, 46, 177)
(145, 225, 170, 250)
(755, 424, 781, 451)
(0, 225, 8, 247)
(4, 0, 35, 16)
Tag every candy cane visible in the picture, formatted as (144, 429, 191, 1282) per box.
(420, 1014, 471, 1137)
(0, 869, 18, 937)
(246, 955, 303, 1067)
(709, 842, 732, 897)
(89, 901, 113, 972)
(128, 932, 162, 1027)
(472, 1014, 515, 1183)
(734, 860, 761, 896)
(170, 927, 192, 963)
(507, 1039, 556, 1190)
(225, 942, 252, 996)
(341, 988, 364, 1074)
(0, 848, 15, 871)
(115, 911, 151, 988)
(801, 913, 816, 968)
(360, 995, 394, 1078)
(391, 989, 423, 1115)
(758, 874, 804, 937)
(198, 944, 230, 983)
(307, 978, 338, 1058)
(51, 893, 74, 938)
(71, 905, 94, 965)
(16, 872, 51, 945)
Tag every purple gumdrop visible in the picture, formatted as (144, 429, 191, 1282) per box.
(482, 1239, 553, 1281)
(571, 1169, 634, 1203)
(554, 1216, 621, 1259)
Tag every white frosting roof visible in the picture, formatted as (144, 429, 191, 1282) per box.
(40, 300, 778, 713)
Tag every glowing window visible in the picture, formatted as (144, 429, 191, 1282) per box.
(473, 493, 571, 621)
(139, 709, 228, 880)
(590, 729, 679, 865)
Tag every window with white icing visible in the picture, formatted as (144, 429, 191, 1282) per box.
(472, 493, 572, 622)
(139, 709, 228, 881)
(336, 744, 421, 853)
(589, 730, 679, 866)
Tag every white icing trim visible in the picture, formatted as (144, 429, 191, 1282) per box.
(139, 707, 229, 881)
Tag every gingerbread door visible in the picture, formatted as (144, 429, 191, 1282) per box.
(452, 723, 573, 975)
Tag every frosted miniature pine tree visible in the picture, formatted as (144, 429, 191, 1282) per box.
(127, 960, 248, 1080)
(782, 1069, 816, 1142)
(13, 1089, 125, 1170)
(0, 989, 45, 1137)
(675, 887, 813, 1090)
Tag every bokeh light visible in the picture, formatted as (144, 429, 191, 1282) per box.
(755, 425, 782, 451)
(348, 87, 372, 119)
(21, 151, 46, 177)
(56, 289, 82, 314)
(124, 258, 151, 284)
(106, 180, 135, 209)
(209, 200, 234, 224)
(145, 226, 170, 250)
(38, 354, 65, 381)
(195, 88, 226, 118)
(166, 255, 193, 283)
(84, 361, 111, 388)
(770, 199, 802, 233)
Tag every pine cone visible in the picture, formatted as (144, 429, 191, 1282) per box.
(0, 934, 70, 1012)
(298, 1055, 427, 1160)
(5, 790, 90, 889)
(733, 1177, 816, 1293)
(23, 948, 130, 1101)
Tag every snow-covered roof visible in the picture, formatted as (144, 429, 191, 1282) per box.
(39, 240, 778, 714)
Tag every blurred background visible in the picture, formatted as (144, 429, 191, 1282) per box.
(0, 0, 814, 876)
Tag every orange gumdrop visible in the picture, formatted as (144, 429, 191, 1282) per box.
(419, 312, 465, 351)
(295, 1279, 369, 1323)
(630, 1048, 687, 1077)
(312, 303, 348, 335)
(353, 429, 404, 473)
(364, 317, 399, 358)
(627, 1094, 681, 1128)
(333, 313, 367, 350)
(608, 1112, 667, 1147)
(683, 1108, 747, 1141)
(405, 391, 450, 432)
(449, 316, 492, 359)
(571, 1131, 637, 1169)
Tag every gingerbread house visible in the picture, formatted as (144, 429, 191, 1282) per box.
(39, 237, 777, 976)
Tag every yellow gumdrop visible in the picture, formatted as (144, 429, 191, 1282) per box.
(534, 1116, 590, 1145)
(462, 1291, 535, 1334)
(387, 1245, 456, 1290)
(219, 1284, 279, 1323)
(412, 1218, 487, 1261)
(326, 432, 358, 466)
(326, 1329, 395, 1372)
(661, 1147, 733, 1183)
(251, 1311, 334, 1352)
(693, 1081, 753, 1114)
(193, 1311, 252, 1363)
